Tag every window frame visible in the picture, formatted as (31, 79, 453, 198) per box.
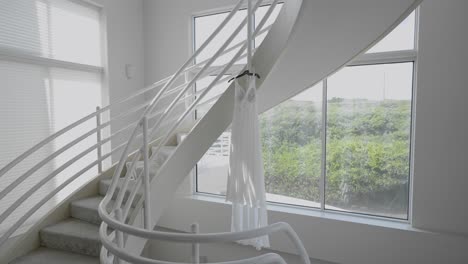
(191, 6, 419, 223)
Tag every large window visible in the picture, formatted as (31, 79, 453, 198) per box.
(325, 63, 413, 218)
(195, 7, 417, 220)
(0, 0, 104, 230)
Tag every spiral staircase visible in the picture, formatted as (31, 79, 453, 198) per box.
(0, 0, 422, 263)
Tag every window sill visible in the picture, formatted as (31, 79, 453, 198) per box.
(189, 193, 419, 232)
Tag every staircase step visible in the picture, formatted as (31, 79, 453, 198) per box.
(10, 247, 99, 264)
(130, 146, 175, 176)
(71, 196, 105, 225)
(71, 195, 134, 225)
(99, 178, 142, 207)
(151, 146, 176, 164)
(176, 133, 187, 145)
(99, 146, 176, 199)
(40, 219, 100, 257)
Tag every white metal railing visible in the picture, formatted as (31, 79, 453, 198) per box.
(0, 0, 310, 263)
(98, 0, 311, 264)
(0, 25, 270, 248)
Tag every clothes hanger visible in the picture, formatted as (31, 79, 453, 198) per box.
(228, 70, 260, 83)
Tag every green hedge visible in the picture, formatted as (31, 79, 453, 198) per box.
(260, 99, 411, 215)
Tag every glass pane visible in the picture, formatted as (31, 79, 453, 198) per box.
(195, 75, 231, 118)
(325, 63, 413, 219)
(197, 130, 231, 195)
(262, 82, 323, 207)
(194, 10, 247, 66)
(367, 11, 416, 53)
(194, 3, 283, 67)
(197, 82, 323, 208)
(254, 4, 283, 47)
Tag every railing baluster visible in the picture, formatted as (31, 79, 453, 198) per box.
(96, 106, 103, 174)
(142, 116, 152, 230)
(191, 223, 200, 264)
(115, 208, 124, 264)
(94, 2, 302, 264)
(247, 0, 253, 70)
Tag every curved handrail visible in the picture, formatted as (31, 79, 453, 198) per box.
(98, 2, 269, 260)
(0, 0, 261, 251)
(0, 147, 119, 246)
(116, 0, 261, 193)
(96, 1, 311, 264)
(102, 0, 251, 230)
(100, 0, 264, 226)
(0, 33, 264, 229)
(101, 225, 287, 264)
(0, 107, 183, 244)
(101, 217, 310, 264)
(0, 41, 249, 239)
(0, 0, 308, 263)
(103, 0, 277, 220)
(149, 0, 281, 161)
(0, 115, 181, 227)
(0, 16, 269, 183)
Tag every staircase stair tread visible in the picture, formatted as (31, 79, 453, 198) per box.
(125, 146, 176, 173)
(9, 247, 99, 264)
(71, 196, 104, 211)
(99, 178, 143, 205)
(71, 195, 134, 224)
(152, 145, 176, 153)
(40, 219, 100, 257)
(70, 196, 105, 225)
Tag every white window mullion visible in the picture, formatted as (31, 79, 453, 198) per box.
(320, 79, 328, 211)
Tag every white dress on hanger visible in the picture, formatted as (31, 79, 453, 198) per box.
(226, 77, 270, 250)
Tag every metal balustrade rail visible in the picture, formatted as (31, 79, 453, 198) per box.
(0, 53, 248, 246)
(0, 24, 271, 249)
(0, 0, 311, 263)
(98, 1, 311, 264)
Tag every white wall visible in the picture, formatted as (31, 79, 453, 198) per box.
(93, 0, 145, 162)
(412, 0, 468, 235)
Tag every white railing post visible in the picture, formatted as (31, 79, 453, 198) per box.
(142, 116, 152, 230)
(115, 208, 124, 264)
(185, 70, 196, 129)
(191, 223, 200, 264)
(96, 106, 103, 174)
(247, 0, 253, 70)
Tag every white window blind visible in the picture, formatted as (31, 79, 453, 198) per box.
(0, 0, 102, 66)
(0, 0, 103, 235)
